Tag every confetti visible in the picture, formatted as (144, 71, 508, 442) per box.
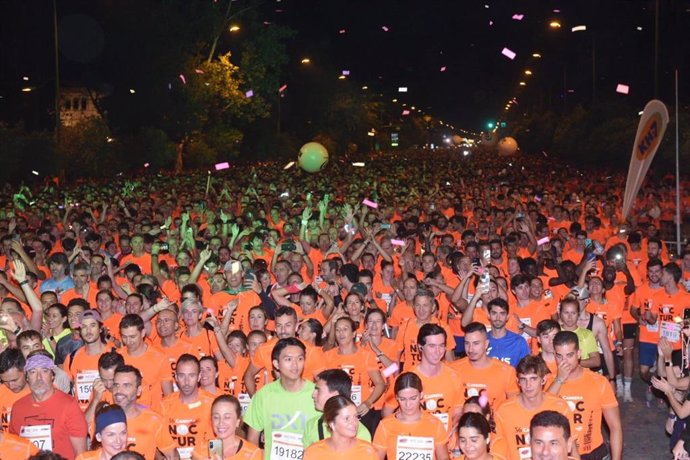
(489, 20, 494, 26)
(512, 14, 524, 20)
(194, 69, 204, 74)
(179, 74, 187, 85)
(440, 66, 447, 72)
(571, 25, 587, 32)
(478, 394, 489, 408)
(215, 162, 230, 171)
(144, 163, 150, 168)
(391, 239, 405, 246)
(245, 90, 254, 98)
(342, 70, 350, 75)
(283, 161, 295, 170)
(339, 29, 346, 34)
(616, 84, 629, 94)
(352, 162, 365, 167)
(398, 87, 408, 92)
(362, 198, 378, 209)
(381, 25, 389, 32)
(501, 48, 516, 60)
(278, 84, 287, 93)
(31, 170, 39, 176)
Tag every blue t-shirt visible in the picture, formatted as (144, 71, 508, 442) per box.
(39, 276, 75, 297)
(487, 330, 530, 368)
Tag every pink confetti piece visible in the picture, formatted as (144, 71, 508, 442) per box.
(501, 47, 516, 60)
(537, 237, 550, 245)
(339, 29, 346, 34)
(342, 70, 350, 75)
(402, 110, 410, 115)
(382, 25, 389, 32)
(179, 74, 187, 84)
(616, 84, 629, 94)
(144, 163, 150, 168)
(278, 84, 287, 93)
(440, 66, 447, 72)
(512, 14, 524, 20)
(391, 239, 405, 246)
(245, 90, 254, 98)
(479, 394, 489, 407)
(362, 198, 378, 209)
(215, 162, 230, 171)
(489, 20, 494, 26)
(194, 69, 204, 74)
(382, 362, 399, 378)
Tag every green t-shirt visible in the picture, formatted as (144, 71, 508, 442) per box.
(574, 327, 599, 360)
(244, 379, 319, 457)
(302, 414, 372, 448)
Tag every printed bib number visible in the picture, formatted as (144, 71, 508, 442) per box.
(351, 385, 362, 406)
(271, 431, 304, 460)
(238, 393, 251, 415)
(20, 424, 52, 451)
(395, 435, 434, 460)
(76, 369, 100, 401)
(661, 321, 681, 343)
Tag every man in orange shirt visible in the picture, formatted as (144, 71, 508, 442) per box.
(495, 355, 574, 460)
(548, 331, 622, 460)
(119, 234, 153, 275)
(0, 349, 30, 431)
(450, 322, 519, 410)
(118, 314, 173, 408)
(529, 411, 578, 460)
(68, 310, 111, 410)
(112, 364, 177, 460)
(208, 261, 262, 331)
(59, 263, 98, 309)
(159, 354, 214, 460)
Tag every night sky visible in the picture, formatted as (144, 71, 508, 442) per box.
(1, 0, 689, 133)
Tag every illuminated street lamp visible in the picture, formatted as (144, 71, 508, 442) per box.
(549, 20, 561, 29)
(524, 70, 533, 75)
(229, 25, 240, 32)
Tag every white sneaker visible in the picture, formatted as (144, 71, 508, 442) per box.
(616, 383, 624, 398)
(624, 389, 634, 403)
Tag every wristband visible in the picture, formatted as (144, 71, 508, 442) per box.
(301, 220, 308, 226)
(665, 360, 673, 367)
(13, 326, 21, 335)
(19, 280, 29, 286)
(554, 377, 565, 385)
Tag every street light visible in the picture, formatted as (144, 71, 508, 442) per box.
(532, 53, 542, 58)
(300, 58, 311, 64)
(549, 21, 561, 29)
(524, 70, 533, 75)
(229, 25, 240, 32)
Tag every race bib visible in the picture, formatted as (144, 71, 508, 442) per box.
(20, 424, 52, 451)
(351, 385, 362, 406)
(646, 321, 659, 333)
(238, 393, 251, 416)
(76, 369, 100, 401)
(271, 431, 304, 460)
(395, 435, 434, 460)
(661, 321, 681, 343)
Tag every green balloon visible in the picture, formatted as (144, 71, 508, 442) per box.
(298, 142, 329, 173)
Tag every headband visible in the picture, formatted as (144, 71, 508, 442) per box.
(95, 407, 127, 434)
(24, 354, 56, 372)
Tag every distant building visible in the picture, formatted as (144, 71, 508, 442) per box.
(59, 87, 102, 127)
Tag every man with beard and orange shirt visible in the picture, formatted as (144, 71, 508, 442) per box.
(450, 322, 519, 410)
(159, 354, 214, 460)
(112, 365, 177, 460)
(208, 261, 262, 332)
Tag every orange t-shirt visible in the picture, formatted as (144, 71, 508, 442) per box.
(220, 438, 263, 460)
(304, 438, 378, 460)
(388, 303, 414, 328)
(653, 288, 690, 351)
(554, 369, 618, 455)
(632, 284, 664, 344)
(159, 391, 214, 459)
(0, 432, 39, 459)
(126, 407, 177, 460)
(75, 448, 104, 460)
(0, 385, 30, 431)
(180, 329, 219, 358)
(120, 344, 172, 408)
(324, 346, 381, 407)
(372, 412, 448, 460)
(120, 252, 153, 274)
(153, 338, 196, 384)
(384, 364, 465, 435)
(494, 393, 575, 460)
(68, 345, 110, 410)
(208, 290, 262, 333)
(60, 283, 99, 309)
(449, 357, 519, 410)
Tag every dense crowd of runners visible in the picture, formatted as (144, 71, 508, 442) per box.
(0, 149, 690, 460)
